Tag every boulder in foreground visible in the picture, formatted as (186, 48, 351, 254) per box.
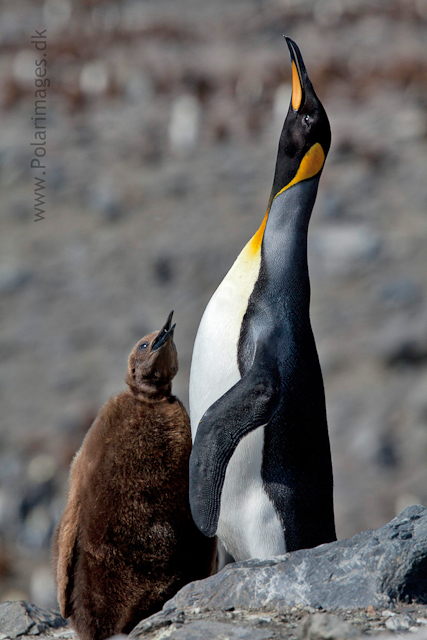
(132, 504, 427, 633)
(0, 600, 68, 638)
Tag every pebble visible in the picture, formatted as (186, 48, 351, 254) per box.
(168, 95, 201, 156)
(236, 73, 263, 105)
(391, 107, 426, 143)
(0, 266, 32, 294)
(417, 0, 427, 18)
(317, 192, 345, 220)
(380, 280, 421, 309)
(313, 224, 382, 274)
(79, 61, 110, 96)
(8, 200, 32, 222)
(384, 340, 427, 369)
(27, 455, 56, 484)
(0, 147, 29, 186)
(30, 565, 56, 609)
(298, 613, 359, 640)
(385, 613, 414, 631)
(166, 172, 190, 197)
(42, 0, 72, 33)
(272, 84, 292, 126)
(313, 0, 343, 27)
(91, 2, 121, 32)
(47, 165, 67, 194)
(125, 73, 153, 104)
(89, 185, 124, 221)
(12, 50, 36, 86)
(0, 487, 20, 535)
(19, 504, 53, 550)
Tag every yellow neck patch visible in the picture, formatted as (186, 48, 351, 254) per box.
(247, 142, 325, 257)
(273, 142, 325, 200)
(248, 211, 269, 257)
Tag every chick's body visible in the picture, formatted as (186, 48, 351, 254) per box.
(53, 314, 216, 640)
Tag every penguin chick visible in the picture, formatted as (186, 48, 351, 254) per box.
(52, 312, 216, 640)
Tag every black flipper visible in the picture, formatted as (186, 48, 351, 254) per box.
(189, 348, 280, 537)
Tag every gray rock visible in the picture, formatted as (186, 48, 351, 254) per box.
(399, 631, 427, 640)
(298, 614, 359, 640)
(317, 193, 345, 220)
(89, 185, 124, 222)
(0, 601, 68, 639)
(384, 613, 414, 631)
(131, 610, 287, 640)
(312, 224, 382, 275)
(8, 201, 32, 222)
(156, 620, 273, 640)
(380, 279, 421, 309)
(0, 266, 32, 294)
(384, 341, 427, 368)
(138, 506, 427, 618)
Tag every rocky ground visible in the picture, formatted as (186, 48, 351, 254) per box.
(5, 603, 427, 640)
(3, 508, 427, 640)
(130, 608, 427, 640)
(1, 0, 427, 610)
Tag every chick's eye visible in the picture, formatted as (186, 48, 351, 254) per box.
(139, 342, 148, 351)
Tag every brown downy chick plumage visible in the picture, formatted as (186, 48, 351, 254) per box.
(52, 312, 216, 640)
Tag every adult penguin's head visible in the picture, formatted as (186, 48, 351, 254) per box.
(267, 38, 331, 209)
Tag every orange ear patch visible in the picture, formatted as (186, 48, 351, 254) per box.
(274, 142, 325, 201)
(291, 61, 303, 111)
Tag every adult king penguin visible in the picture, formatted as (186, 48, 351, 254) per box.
(189, 38, 337, 562)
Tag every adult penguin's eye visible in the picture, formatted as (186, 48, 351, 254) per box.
(304, 114, 312, 126)
(139, 342, 148, 350)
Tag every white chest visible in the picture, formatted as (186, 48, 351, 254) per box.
(189, 280, 242, 438)
(189, 238, 263, 440)
(216, 424, 286, 561)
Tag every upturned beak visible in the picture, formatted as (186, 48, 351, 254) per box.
(151, 311, 176, 351)
(285, 36, 308, 112)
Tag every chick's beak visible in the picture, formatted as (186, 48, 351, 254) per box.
(151, 311, 175, 351)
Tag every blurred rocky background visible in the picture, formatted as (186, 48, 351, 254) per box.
(1, 0, 427, 613)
